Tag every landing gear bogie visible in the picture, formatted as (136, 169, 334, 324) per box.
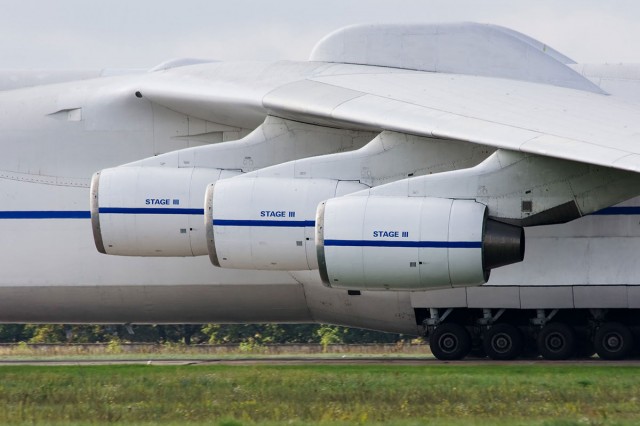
(423, 308, 638, 362)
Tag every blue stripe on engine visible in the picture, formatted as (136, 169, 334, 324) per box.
(213, 219, 315, 227)
(99, 207, 204, 215)
(323, 239, 482, 248)
(0, 211, 91, 219)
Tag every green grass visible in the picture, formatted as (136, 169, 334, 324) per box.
(0, 364, 638, 425)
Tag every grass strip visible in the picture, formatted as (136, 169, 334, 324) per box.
(0, 364, 637, 425)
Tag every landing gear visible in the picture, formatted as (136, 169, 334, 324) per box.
(483, 323, 523, 360)
(594, 322, 633, 360)
(537, 323, 575, 360)
(429, 323, 471, 360)
(574, 327, 596, 359)
(575, 339, 596, 359)
(421, 308, 639, 362)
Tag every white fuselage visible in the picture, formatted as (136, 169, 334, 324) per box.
(0, 61, 639, 335)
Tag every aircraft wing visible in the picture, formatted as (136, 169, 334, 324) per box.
(138, 60, 640, 174)
(137, 23, 640, 174)
(263, 71, 640, 173)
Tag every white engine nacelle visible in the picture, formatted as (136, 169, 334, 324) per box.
(206, 177, 368, 270)
(91, 167, 237, 256)
(316, 196, 524, 291)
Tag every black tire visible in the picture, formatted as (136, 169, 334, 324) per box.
(429, 323, 472, 361)
(594, 322, 633, 360)
(483, 323, 524, 360)
(537, 323, 576, 360)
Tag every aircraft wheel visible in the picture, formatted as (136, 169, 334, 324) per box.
(483, 323, 523, 360)
(430, 323, 471, 361)
(594, 322, 633, 360)
(538, 323, 575, 360)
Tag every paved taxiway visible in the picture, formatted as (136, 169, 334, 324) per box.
(1, 357, 640, 366)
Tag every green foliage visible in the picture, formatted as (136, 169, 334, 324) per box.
(106, 339, 122, 354)
(0, 325, 33, 342)
(238, 337, 265, 353)
(0, 323, 404, 346)
(199, 323, 402, 346)
(24, 324, 67, 343)
(316, 325, 346, 351)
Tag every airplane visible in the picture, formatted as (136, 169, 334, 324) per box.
(2, 22, 640, 361)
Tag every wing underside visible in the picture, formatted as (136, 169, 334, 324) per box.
(264, 72, 640, 174)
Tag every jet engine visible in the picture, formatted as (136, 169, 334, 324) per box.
(205, 177, 368, 270)
(91, 166, 236, 256)
(316, 196, 524, 291)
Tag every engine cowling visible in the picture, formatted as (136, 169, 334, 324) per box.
(206, 177, 368, 270)
(91, 167, 236, 256)
(316, 196, 524, 291)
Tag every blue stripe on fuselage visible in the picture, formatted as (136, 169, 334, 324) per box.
(0, 211, 90, 219)
(1, 205, 640, 220)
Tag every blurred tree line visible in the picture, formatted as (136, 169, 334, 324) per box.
(0, 324, 406, 345)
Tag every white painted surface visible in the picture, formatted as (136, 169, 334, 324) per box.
(321, 197, 487, 290)
(95, 167, 221, 256)
(310, 23, 596, 92)
(3, 24, 640, 329)
(265, 70, 640, 173)
(209, 177, 366, 270)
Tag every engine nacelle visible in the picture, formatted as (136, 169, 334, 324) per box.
(316, 196, 524, 291)
(91, 167, 236, 256)
(206, 177, 368, 270)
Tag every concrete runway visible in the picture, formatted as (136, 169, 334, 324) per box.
(2, 357, 640, 366)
